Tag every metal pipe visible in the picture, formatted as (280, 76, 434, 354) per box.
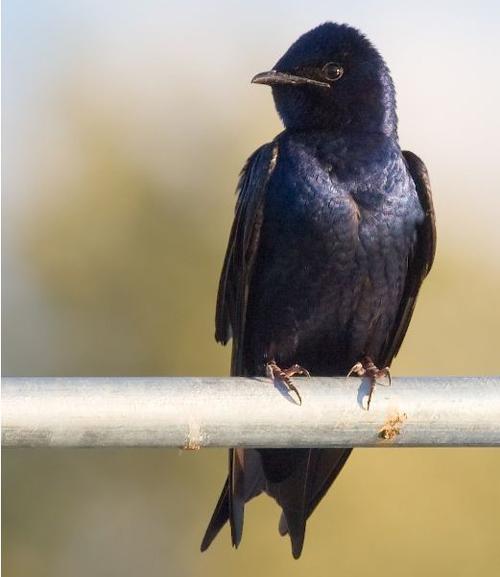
(2, 376, 500, 448)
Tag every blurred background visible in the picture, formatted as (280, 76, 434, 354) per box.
(2, 1, 500, 575)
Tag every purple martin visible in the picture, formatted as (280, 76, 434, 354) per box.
(201, 22, 436, 558)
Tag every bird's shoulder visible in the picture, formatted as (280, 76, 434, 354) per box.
(401, 149, 436, 272)
(234, 140, 278, 208)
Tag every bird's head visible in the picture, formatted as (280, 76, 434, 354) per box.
(252, 23, 397, 136)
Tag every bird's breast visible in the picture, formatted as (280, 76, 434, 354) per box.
(246, 133, 423, 373)
(267, 134, 421, 252)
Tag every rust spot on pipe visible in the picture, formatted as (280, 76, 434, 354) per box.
(378, 413, 407, 440)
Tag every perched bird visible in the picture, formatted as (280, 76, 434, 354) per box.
(201, 22, 436, 558)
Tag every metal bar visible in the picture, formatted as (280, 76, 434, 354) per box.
(2, 376, 500, 448)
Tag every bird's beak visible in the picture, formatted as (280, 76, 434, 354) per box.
(251, 70, 330, 88)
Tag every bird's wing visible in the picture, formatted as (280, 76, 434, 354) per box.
(202, 142, 278, 551)
(380, 150, 436, 365)
(215, 140, 278, 375)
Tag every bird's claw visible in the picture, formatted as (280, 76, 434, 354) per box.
(347, 356, 391, 410)
(266, 361, 309, 405)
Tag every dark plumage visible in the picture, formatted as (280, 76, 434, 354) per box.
(201, 22, 436, 558)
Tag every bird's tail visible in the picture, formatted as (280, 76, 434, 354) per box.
(201, 448, 352, 558)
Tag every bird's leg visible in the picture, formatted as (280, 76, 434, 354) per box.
(266, 360, 310, 405)
(347, 356, 391, 410)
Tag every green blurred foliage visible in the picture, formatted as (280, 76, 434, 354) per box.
(3, 15, 500, 577)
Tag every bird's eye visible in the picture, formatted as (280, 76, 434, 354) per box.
(322, 62, 344, 81)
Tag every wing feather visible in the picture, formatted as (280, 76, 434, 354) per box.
(215, 141, 278, 375)
(380, 150, 436, 365)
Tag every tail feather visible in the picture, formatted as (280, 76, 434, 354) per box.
(282, 509, 306, 559)
(301, 448, 352, 523)
(261, 449, 310, 558)
(277, 448, 352, 539)
(201, 449, 265, 552)
(200, 478, 230, 551)
(278, 511, 288, 536)
(229, 448, 245, 547)
(264, 449, 352, 557)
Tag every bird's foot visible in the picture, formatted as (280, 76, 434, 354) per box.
(347, 356, 391, 410)
(266, 361, 310, 405)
